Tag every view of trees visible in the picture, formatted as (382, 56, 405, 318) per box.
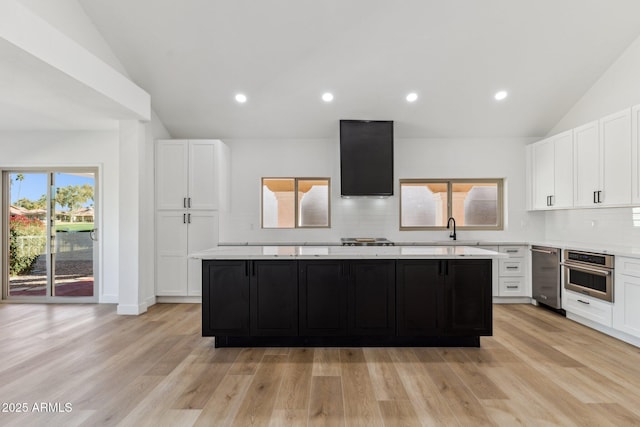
(13, 184, 94, 212)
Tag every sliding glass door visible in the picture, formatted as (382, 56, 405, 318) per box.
(4, 169, 97, 302)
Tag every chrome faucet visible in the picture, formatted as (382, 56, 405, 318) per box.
(447, 217, 457, 241)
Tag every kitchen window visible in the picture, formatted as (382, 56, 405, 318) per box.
(261, 178, 330, 228)
(400, 179, 504, 230)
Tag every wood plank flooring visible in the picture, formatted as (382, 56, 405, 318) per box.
(0, 302, 639, 426)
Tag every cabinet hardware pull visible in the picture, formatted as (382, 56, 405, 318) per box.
(184, 197, 187, 208)
(577, 299, 590, 305)
(597, 191, 602, 203)
(188, 213, 191, 224)
(506, 266, 519, 270)
(506, 249, 518, 253)
(183, 213, 186, 224)
(593, 191, 597, 204)
(188, 197, 192, 208)
(506, 285, 519, 289)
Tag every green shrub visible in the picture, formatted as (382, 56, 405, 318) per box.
(9, 215, 46, 276)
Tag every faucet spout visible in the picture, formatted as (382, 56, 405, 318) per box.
(447, 217, 457, 241)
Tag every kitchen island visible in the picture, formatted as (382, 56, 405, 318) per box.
(192, 246, 507, 347)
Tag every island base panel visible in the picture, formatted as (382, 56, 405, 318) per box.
(212, 335, 481, 348)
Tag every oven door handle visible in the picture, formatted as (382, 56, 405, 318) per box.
(560, 263, 611, 276)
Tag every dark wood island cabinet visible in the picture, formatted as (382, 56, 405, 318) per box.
(203, 256, 493, 348)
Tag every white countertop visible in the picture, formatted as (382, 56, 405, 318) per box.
(190, 245, 508, 260)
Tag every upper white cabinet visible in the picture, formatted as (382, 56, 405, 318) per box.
(156, 139, 230, 211)
(531, 130, 573, 210)
(574, 109, 632, 207)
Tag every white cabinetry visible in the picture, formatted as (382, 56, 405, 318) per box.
(155, 139, 229, 297)
(632, 105, 640, 204)
(532, 130, 573, 210)
(574, 109, 632, 207)
(497, 245, 529, 297)
(565, 290, 612, 327)
(613, 257, 640, 339)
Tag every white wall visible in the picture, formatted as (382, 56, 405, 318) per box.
(542, 33, 640, 247)
(549, 35, 640, 135)
(219, 137, 543, 244)
(17, 0, 129, 75)
(0, 130, 120, 301)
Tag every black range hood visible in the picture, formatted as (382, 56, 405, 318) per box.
(339, 120, 394, 197)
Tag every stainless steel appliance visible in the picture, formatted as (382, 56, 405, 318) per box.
(562, 250, 614, 302)
(531, 246, 562, 309)
(341, 238, 394, 246)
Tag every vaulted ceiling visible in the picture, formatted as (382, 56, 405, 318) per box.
(14, 1, 640, 138)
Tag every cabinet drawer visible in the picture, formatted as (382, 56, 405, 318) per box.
(565, 291, 612, 327)
(499, 259, 524, 276)
(498, 277, 528, 297)
(499, 246, 526, 258)
(616, 257, 640, 278)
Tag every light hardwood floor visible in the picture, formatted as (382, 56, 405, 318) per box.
(1, 303, 639, 426)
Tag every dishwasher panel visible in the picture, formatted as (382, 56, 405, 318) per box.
(531, 246, 561, 309)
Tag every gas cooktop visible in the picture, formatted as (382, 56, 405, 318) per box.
(340, 238, 394, 246)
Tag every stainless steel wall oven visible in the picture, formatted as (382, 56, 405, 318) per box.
(562, 250, 614, 302)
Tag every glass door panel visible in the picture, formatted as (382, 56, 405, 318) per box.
(8, 173, 49, 297)
(52, 172, 95, 297)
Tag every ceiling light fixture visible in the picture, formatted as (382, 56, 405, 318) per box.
(406, 92, 418, 102)
(235, 93, 247, 103)
(322, 92, 334, 102)
(494, 90, 508, 101)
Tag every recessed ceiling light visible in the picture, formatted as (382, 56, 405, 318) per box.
(494, 90, 508, 101)
(235, 93, 247, 103)
(322, 92, 334, 102)
(406, 92, 418, 102)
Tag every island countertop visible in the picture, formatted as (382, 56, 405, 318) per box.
(190, 245, 508, 260)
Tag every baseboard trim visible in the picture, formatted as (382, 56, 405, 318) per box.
(493, 297, 532, 304)
(156, 296, 202, 304)
(117, 302, 148, 315)
(100, 294, 119, 304)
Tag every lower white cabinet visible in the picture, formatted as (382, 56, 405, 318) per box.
(156, 211, 218, 296)
(613, 257, 640, 338)
(499, 277, 527, 297)
(498, 245, 528, 297)
(565, 290, 613, 327)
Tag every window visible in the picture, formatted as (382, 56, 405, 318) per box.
(400, 179, 503, 230)
(262, 178, 330, 228)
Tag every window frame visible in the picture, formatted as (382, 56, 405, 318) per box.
(399, 178, 504, 231)
(261, 177, 331, 229)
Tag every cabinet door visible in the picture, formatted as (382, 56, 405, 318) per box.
(155, 211, 188, 296)
(396, 260, 442, 336)
(186, 211, 219, 296)
(188, 141, 219, 210)
(532, 138, 554, 209)
(444, 260, 492, 336)
(348, 260, 395, 336)
(203, 260, 250, 336)
(299, 261, 348, 336)
(553, 130, 574, 208)
(600, 109, 632, 206)
(613, 273, 640, 337)
(156, 140, 188, 210)
(250, 260, 298, 336)
(573, 121, 600, 207)
(632, 105, 640, 204)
